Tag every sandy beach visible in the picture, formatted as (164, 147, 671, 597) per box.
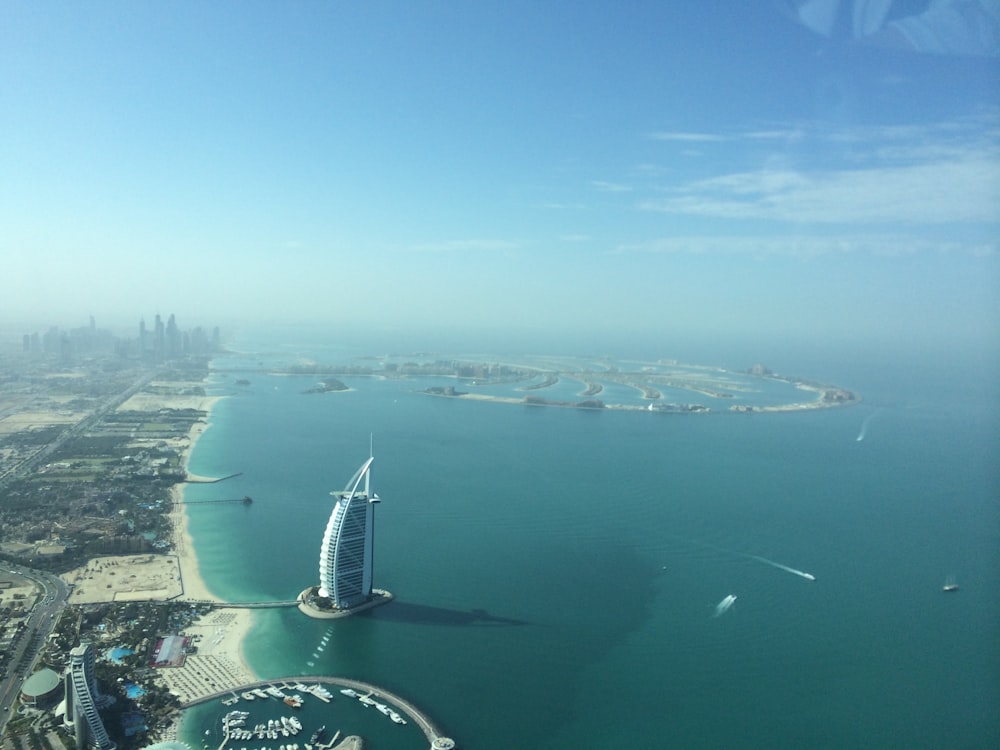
(166, 392, 228, 605)
(55, 381, 262, 724)
(156, 608, 258, 705)
(61, 548, 260, 706)
(169, 483, 222, 604)
(164, 390, 262, 705)
(102, 385, 261, 730)
(161, 484, 263, 699)
(116, 385, 221, 414)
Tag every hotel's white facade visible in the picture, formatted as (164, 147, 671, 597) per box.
(318, 455, 380, 609)
(63, 643, 115, 750)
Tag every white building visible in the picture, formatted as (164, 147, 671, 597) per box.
(63, 643, 115, 750)
(318, 455, 380, 609)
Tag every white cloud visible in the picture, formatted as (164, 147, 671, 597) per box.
(649, 113, 999, 153)
(542, 202, 587, 210)
(408, 239, 523, 253)
(613, 234, 998, 259)
(641, 146, 1000, 224)
(632, 162, 669, 175)
(649, 131, 727, 142)
(590, 180, 632, 193)
(649, 127, 802, 143)
(744, 129, 805, 141)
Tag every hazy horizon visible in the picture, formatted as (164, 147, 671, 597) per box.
(2, 3, 998, 357)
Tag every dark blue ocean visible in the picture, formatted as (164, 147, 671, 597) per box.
(178, 331, 999, 749)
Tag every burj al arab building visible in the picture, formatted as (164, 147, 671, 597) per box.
(299, 453, 393, 619)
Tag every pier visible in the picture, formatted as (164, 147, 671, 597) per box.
(184, 472, 243, 484)
(182, 675, 456, 749)
(182, 495, 253, 505)
(181, 599, 301, 609)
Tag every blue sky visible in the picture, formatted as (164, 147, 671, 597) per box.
(2, 1, 998, 355)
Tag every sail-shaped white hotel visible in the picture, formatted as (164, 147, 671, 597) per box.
(299, 453, 393, 618)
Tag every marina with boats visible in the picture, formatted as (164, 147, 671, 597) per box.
(197, 677, 451, 750)
(338, 688, 407, 725)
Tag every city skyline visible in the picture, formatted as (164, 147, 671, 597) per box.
(12, 313, 221, 362)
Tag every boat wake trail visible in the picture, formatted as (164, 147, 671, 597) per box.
(748, 555, 816, 581)
(667, 533, 816, 581)
(856, 408, 883, 442)
(713, 594, 737, 617)
(308, 626, 334, 667)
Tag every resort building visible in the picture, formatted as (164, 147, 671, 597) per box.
(20, 668, 62, 709)
(63, 643, 116, 750)
(319, 455, 380, 607)
(299, 453, 393, 618)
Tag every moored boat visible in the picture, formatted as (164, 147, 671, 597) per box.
(310, 684, 333, 700)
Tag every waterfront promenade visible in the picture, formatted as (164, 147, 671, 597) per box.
(181, 675, 455, 749)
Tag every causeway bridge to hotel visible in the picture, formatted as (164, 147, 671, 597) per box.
(182, 599, 300, 609)
(181, 675, 456, 750)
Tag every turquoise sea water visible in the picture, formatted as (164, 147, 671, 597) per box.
(178, 334, 999, 749)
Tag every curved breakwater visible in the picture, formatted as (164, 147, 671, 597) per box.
(184, 676, 450, 746)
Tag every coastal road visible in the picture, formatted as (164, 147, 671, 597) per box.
(0, 370, 157, 489)
(0, 564, 68, 734)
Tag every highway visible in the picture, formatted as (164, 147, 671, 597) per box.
(0, 563, 68, 733)
(0, 371, 157, 489)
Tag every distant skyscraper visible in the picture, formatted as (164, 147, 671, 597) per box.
(166, 313, 180, 357)
(63, 643, 115, 750)
(139, 318, 148, 356)
(154, 314, 165, 360)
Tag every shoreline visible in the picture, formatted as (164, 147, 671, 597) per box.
(161, 389, 263, 740)
(427, 388, 857, 413)
(170, 413, 224, 605)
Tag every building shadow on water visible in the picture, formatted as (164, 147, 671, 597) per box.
(366, 600, 530, 627)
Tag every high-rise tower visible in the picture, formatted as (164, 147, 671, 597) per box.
(318, 455, 379, 607)
(63, 644, 115, 750)
(299, 452, 393, 619)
